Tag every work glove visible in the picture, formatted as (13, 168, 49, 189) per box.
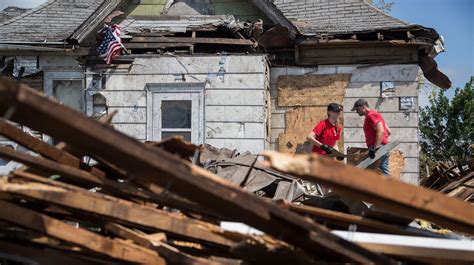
(320, 144, 332, 154)
(368, 146, 376, 159)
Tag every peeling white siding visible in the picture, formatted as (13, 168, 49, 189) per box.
(269, 64, 421, 184)
(86, 55, 268, 155)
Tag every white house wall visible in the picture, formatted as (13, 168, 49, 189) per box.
(269, 64, 421, 184)
(86, 55, 268, 154)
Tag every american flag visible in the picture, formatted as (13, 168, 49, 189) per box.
(97, 24, 123, 64)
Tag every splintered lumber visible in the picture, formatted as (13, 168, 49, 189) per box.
(105, 223, 217, 265)
(263, 151, 474, 235)
(0, 119, 79, 167)
(0, 145, 155, 201)
(0, 119, 106, 178)
(0, 76, 395, 263)
(0, 178, 236, 247)
(0, 200, 165, 264)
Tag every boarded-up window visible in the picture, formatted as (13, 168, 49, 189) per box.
(276, 74, 351, 153)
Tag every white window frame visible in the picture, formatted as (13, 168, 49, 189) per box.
(146, 83, 204, 144)
(43, 70, 84, 143)
(44, 70, 85, 111)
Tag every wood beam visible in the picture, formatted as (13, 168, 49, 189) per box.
(263, 151, 474, 235)
(105, 223, 218, 265)
(0, 145, 156, 202)
(0, 77, 396, 264)
(129, 37, 254, 46)
(0, 119, 78, 166)
(280, 201, 432, 237)
(0, 200, 165, 264)
(0, 179, 237, 247)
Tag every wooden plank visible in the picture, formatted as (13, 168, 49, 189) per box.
(12, 169, 225, 222)
(129, 37, 254, 46)
(0, 179, 237, 247)
(0, 119, 79, 167)
(356, 141, 400, 169)
(0, 240, 97, 265)
(0, 77, 396, 264)
(277, 74, 351, 107)
(281, 202, 424, 236)
(0, 200, 165, 264)
(0, 145, 156, 202)
(125, 43, 193, 49)
(263, 151, 474, 235)
(105, 223, 217, 265)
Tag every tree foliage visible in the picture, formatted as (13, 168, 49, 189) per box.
(419, 78, 474, 168)
(366, 0, 395, 13)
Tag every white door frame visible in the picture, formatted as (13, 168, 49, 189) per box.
(146, 83, 204, 144)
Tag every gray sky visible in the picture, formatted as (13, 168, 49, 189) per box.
(0, 0, 47, 10)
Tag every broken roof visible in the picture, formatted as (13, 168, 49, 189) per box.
(0, 0, 106, 43)
(120, 15, 238, 35)
(273, 0, 411, 35)
(264, 0, 438, 40)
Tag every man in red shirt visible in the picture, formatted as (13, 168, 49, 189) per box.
(307, 103, 342, 157)
(351, 99, 391, 176)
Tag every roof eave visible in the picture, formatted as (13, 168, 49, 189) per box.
(246, 0, 300, 39)
(68, 0, 125, 46)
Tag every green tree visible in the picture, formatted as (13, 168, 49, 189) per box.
(366, 0, 395, 13)
(419, 78, 474, 169)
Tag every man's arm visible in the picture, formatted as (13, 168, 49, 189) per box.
(374, 122, 385, 148)
(385, 123, 391, 137)
(307, 131, 323, 147)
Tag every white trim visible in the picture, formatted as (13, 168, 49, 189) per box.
(146, 83, 204, 144)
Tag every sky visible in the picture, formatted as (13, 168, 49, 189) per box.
(391, 0, 473, 105)
(1, 0, 473, 106)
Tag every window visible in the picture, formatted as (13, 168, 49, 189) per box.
(147, 84, 203, 144)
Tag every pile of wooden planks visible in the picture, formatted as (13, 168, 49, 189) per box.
(0, 77, 472, 264)
(421, 149, 474, 203)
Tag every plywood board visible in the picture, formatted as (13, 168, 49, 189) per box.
(278, 107, 344, 153)
(389, 149, 405, 180)
(277, 74, 351, 107)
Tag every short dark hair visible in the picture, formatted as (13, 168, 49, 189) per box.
(351, 98, 369, 111)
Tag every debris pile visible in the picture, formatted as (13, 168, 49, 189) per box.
(0, 77, 473, 264)
(421, 147, 474, 203)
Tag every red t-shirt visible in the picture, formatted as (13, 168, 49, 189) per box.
(363, 110, 389, 147)
(311, 119, 341, 155)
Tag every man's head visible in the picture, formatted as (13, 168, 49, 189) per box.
(327, 103, 342, 120)
(351, 98, 370, 116)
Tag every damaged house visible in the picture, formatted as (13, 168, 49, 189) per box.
(0, 0, 451, 184)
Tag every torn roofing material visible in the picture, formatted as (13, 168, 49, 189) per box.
(120, 15, 239, 35)
(270, 0, 438, 39)
(0, 0, 108, 44)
